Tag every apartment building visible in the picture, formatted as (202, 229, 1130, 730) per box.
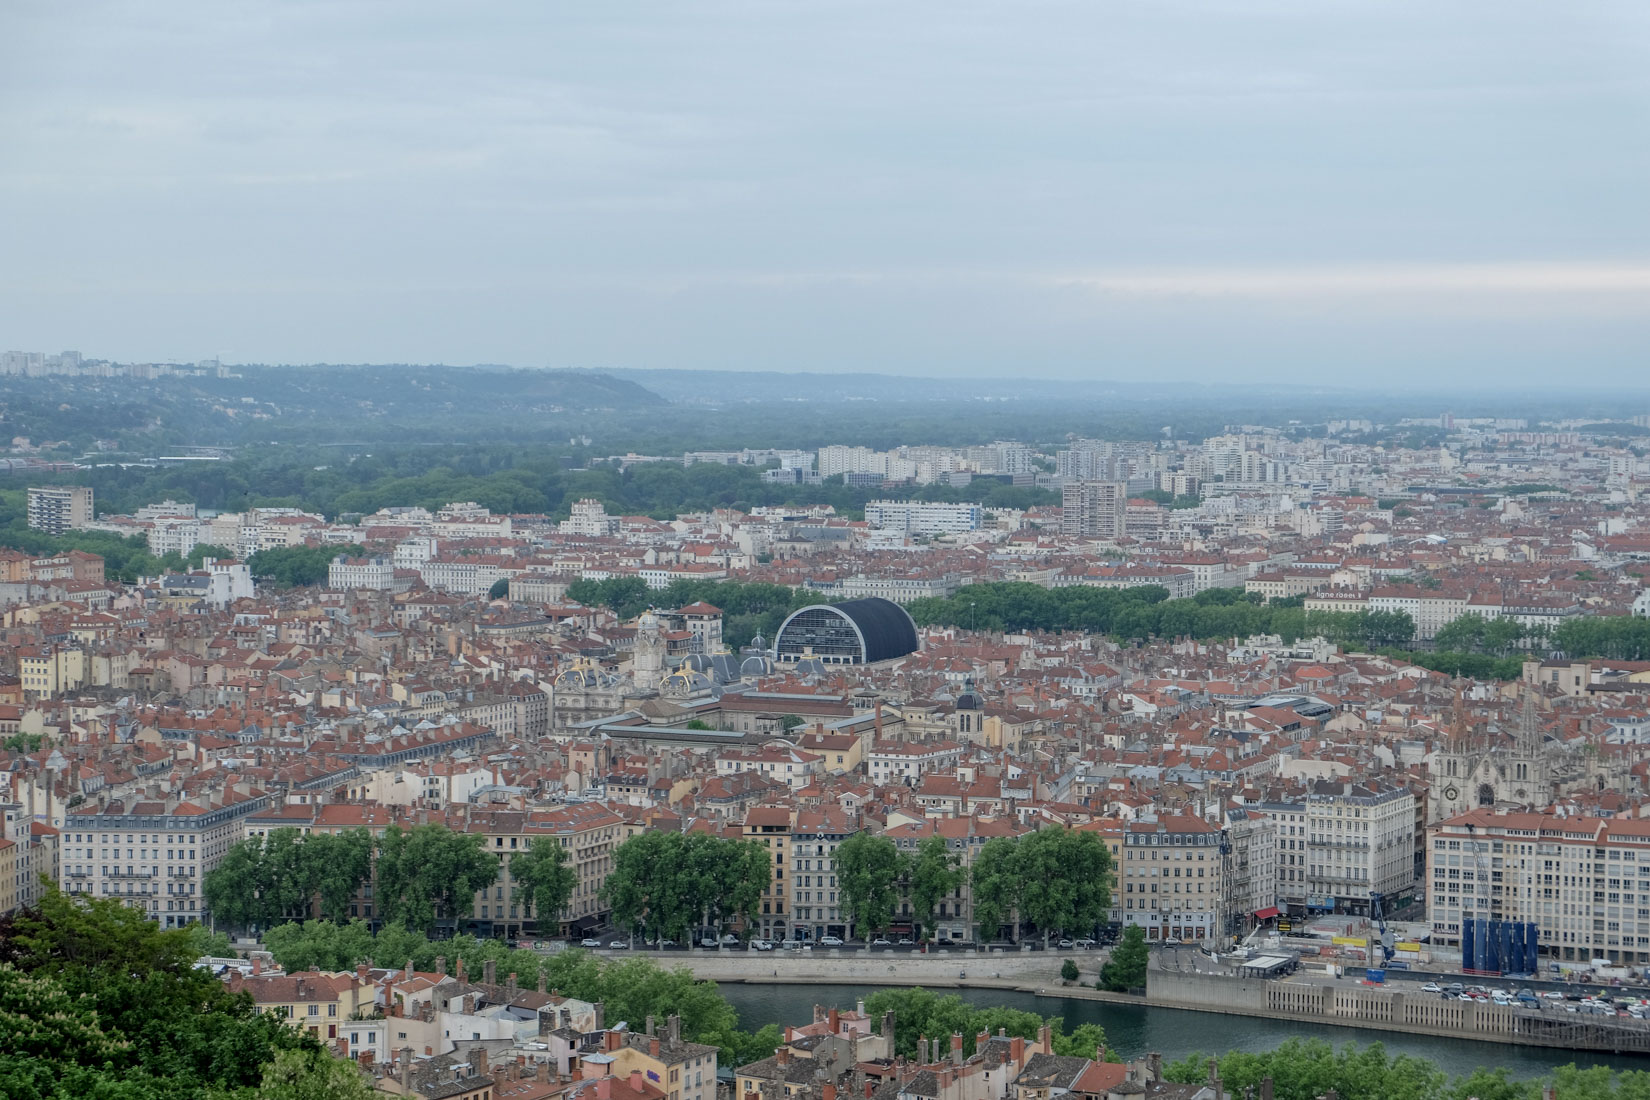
(609, 1016, 719, 1100)
(61, 789, 271, 928)
(329, 555, 397, 590)
(1256, 779, 1416, 918)
(789, 808, 852, 942)
(27, 485, 94, 535)
(887, 816, 1027, 943)
(1107, 814, 1227, 944)
(1059, 481, 1126, 539)
(864, 500, 983, 536)
(743, 806, 792, 941)
(1429, 809, 1650, 965)
(1222, 805, 1278, 930)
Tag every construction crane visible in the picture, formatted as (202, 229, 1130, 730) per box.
(1369, 891, 1395, 967)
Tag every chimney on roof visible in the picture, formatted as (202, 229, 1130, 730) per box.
(1037, 1024, 1050, 1053)
(597, 1076, 613, 1100)
(631, 1070, 646, 1093)
(1148, 1053, 1162, 1082)
(474, 1046, 489, 1078)
(400, 1048, 414, 1092)
(650, 1036, 661, 1059)
(646, 1016, 656, 1037)
(228, 968, 244, 993)
(828, 1008, 840, 1033)
(1260, 1079, 1274, 1100)
(823, 1085, 837, 1100)
(538, 972, 548, 995)
(668, 1014, 680, 1045)
(436, 956, 447, 977)
(252, 956, 262, 976)
(950, 1034, 962, 1066)
(507, 971, 517, 994)
(594, 1001, 604, 1031)
(776, 1047, 790, 1067)
(356, 963, 369, 984)
(483, 959, 496, 986)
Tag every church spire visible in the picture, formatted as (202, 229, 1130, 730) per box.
(1517, 685, 1542, 756)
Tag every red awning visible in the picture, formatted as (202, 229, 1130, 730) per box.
(1253, 907, 1281, 920)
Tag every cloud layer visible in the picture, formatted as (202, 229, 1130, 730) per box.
(1, 0, 1646, 383)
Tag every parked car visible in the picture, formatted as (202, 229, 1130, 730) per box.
(897, 937, 914, 946)
(580, 938, 602, 948)
(1074, 938, 1097, 948)
(871, 937, 892, 946)
(1057, 939, 1074, 949)
(1421, 983, 1442, 994)
(720, 934, 740, 945)
(608, 940, 628, 950)
(749, 939, 774, 951)
(819, 935, 845, 946)
(780, 940, 803, 951)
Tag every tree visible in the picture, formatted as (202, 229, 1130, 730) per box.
(488, 577, 510, 599)
(375, 824, 499, 933)
(906, 834, 964, 941)
(511, 837, 578, 935)
(1060, 958, 1079, 984)
(257, 1047, 376, 1100)
(1049, 1022, 1116, 1060)
(778, 714, 804, 733)
(970, 836, 1023, 942)
(833, 833, 905, 940)
(604, 833, 770, 944)
(0, 886, 327, 1098)
(181, 923, 233, 959)
(1099, 925, 1148, 992)
(265, 919, 376, 972)
(1016, 828, 1113, 945)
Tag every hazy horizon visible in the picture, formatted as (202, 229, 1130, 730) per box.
(3, 1, 1647, 383)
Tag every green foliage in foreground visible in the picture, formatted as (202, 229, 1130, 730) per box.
(1164, 1038, 1650, 1100)
(0, 887, 359, 1100)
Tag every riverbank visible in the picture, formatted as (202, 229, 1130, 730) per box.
(667, 950, 1650, 1055)
(719, 983, 1650, 1082)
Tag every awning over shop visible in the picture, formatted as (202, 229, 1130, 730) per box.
(1253, 907, 1281, 920)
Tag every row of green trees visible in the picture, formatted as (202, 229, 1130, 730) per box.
(0, 888, 373, 1099)
(202, 825, 576, 937)
(833, 828, 1114, 945)
(901, 582, 1420, 648)
(604, 832, 772, 942)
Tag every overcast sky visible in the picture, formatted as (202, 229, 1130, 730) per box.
(2, 1, 1647, 385)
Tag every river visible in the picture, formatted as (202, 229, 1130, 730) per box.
(719, 983, 1650, 1082)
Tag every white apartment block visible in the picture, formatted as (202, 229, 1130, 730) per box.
(329, 555, 397, 591)
(1429, 810, 1650, 966)
(864, 500, 983, 536)
(560, 499, 620, 538)
(1258, 780, 1415, 917)
(62, 791, 270, 929)
(867, 740, 965, 785)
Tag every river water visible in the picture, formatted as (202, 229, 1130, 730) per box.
(719, 983, 1650, 1082)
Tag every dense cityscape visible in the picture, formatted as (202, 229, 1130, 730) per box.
(5, 0, 1645, 1095)
(6, 356, 1650, 1097)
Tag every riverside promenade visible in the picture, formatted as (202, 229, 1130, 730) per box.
(644, 947, 1650, 1055)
